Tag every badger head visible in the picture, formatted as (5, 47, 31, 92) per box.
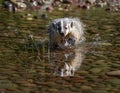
(49, 18, 78, 49)
(56, 20, 73, 37)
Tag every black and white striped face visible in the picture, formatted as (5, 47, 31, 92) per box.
(49, 18, 85, 49)
(49, 19, 75, 48)
(55, 20, 73, 37)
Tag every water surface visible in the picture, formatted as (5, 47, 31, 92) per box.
(0, 8, 120, 93)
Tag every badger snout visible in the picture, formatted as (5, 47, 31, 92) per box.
(68, 38, 76, 46)
(59, 32, 65, 37)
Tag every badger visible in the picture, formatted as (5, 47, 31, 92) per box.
(48, 18, 85, 49)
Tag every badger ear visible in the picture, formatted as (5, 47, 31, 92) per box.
(58, 21, 61, 25)
(48, 23, 56, 33)
(71, 22, 73, 28)
(52, 23, 56, 28)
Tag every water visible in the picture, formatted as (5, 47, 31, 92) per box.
(48, 46, 87, 77)
(0, 8, 120, 93)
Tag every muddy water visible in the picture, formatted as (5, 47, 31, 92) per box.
(0, 9, 120, 93)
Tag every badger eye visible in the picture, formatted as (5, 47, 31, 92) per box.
(64, 26, 67, 29)
(58, 27, 61, 31)
(64, 25, 68, 29)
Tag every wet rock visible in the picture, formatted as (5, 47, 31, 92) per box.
(95, 60, 106, 64)
(16, 80, 36, 87)
(92, 90, 108, 93)
(0, 80, 15, 88)
(26, 17, 33, 21)
(98, 42, 112, 46)
(10, 73, 21, 78)
(19, 86, 34, 92)
(90, 68, 102, 74)
(7, 87, 19, 91)
(48, 88, 58, 92)
(107, 70, 120, 76)
(107, 79, 120, 85)
(69, 87, 80, 92)
(46, 6, 54, 12)
(55, 80, 65, 84)
(3, 33, 9, 37)
(58, 7, 63, 11)
(73, 83, 82, 88)
(41, 13, 48, 19)
(78, 71, 89, 75)
(80, 86, 93, 93)
(26, 13, 33, 20)
(69, 77, 88, 83)
(45, 82, 57, 88)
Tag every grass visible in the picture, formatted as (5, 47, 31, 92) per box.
(0, 0, 3, 4)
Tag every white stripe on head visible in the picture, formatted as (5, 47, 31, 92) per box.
(61, 20, 64, 33)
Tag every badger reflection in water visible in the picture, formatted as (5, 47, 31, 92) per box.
(49, 46, 86, 77)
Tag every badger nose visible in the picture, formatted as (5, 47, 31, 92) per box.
(60, 32, 64, 36)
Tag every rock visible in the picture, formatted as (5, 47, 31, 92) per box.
(48, 88, 58, 92)
(92, 90, 108, 93)
(107, 79, 120, 85)
(106, 70, 120, 76)
(78, 71, 89, 75)
(80, 86, 93, 93)
(46, 6, 54, 12)
(26, 17, 33, 21)
(69, 87, 80, 92)
(90, 68, 102, 74)
(58, 7, 63, 11)
(98, 42, 112, 46)
(0, 80, 15, 88)
(73, 83, 82, 88)
(41, 13, 48, 19)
